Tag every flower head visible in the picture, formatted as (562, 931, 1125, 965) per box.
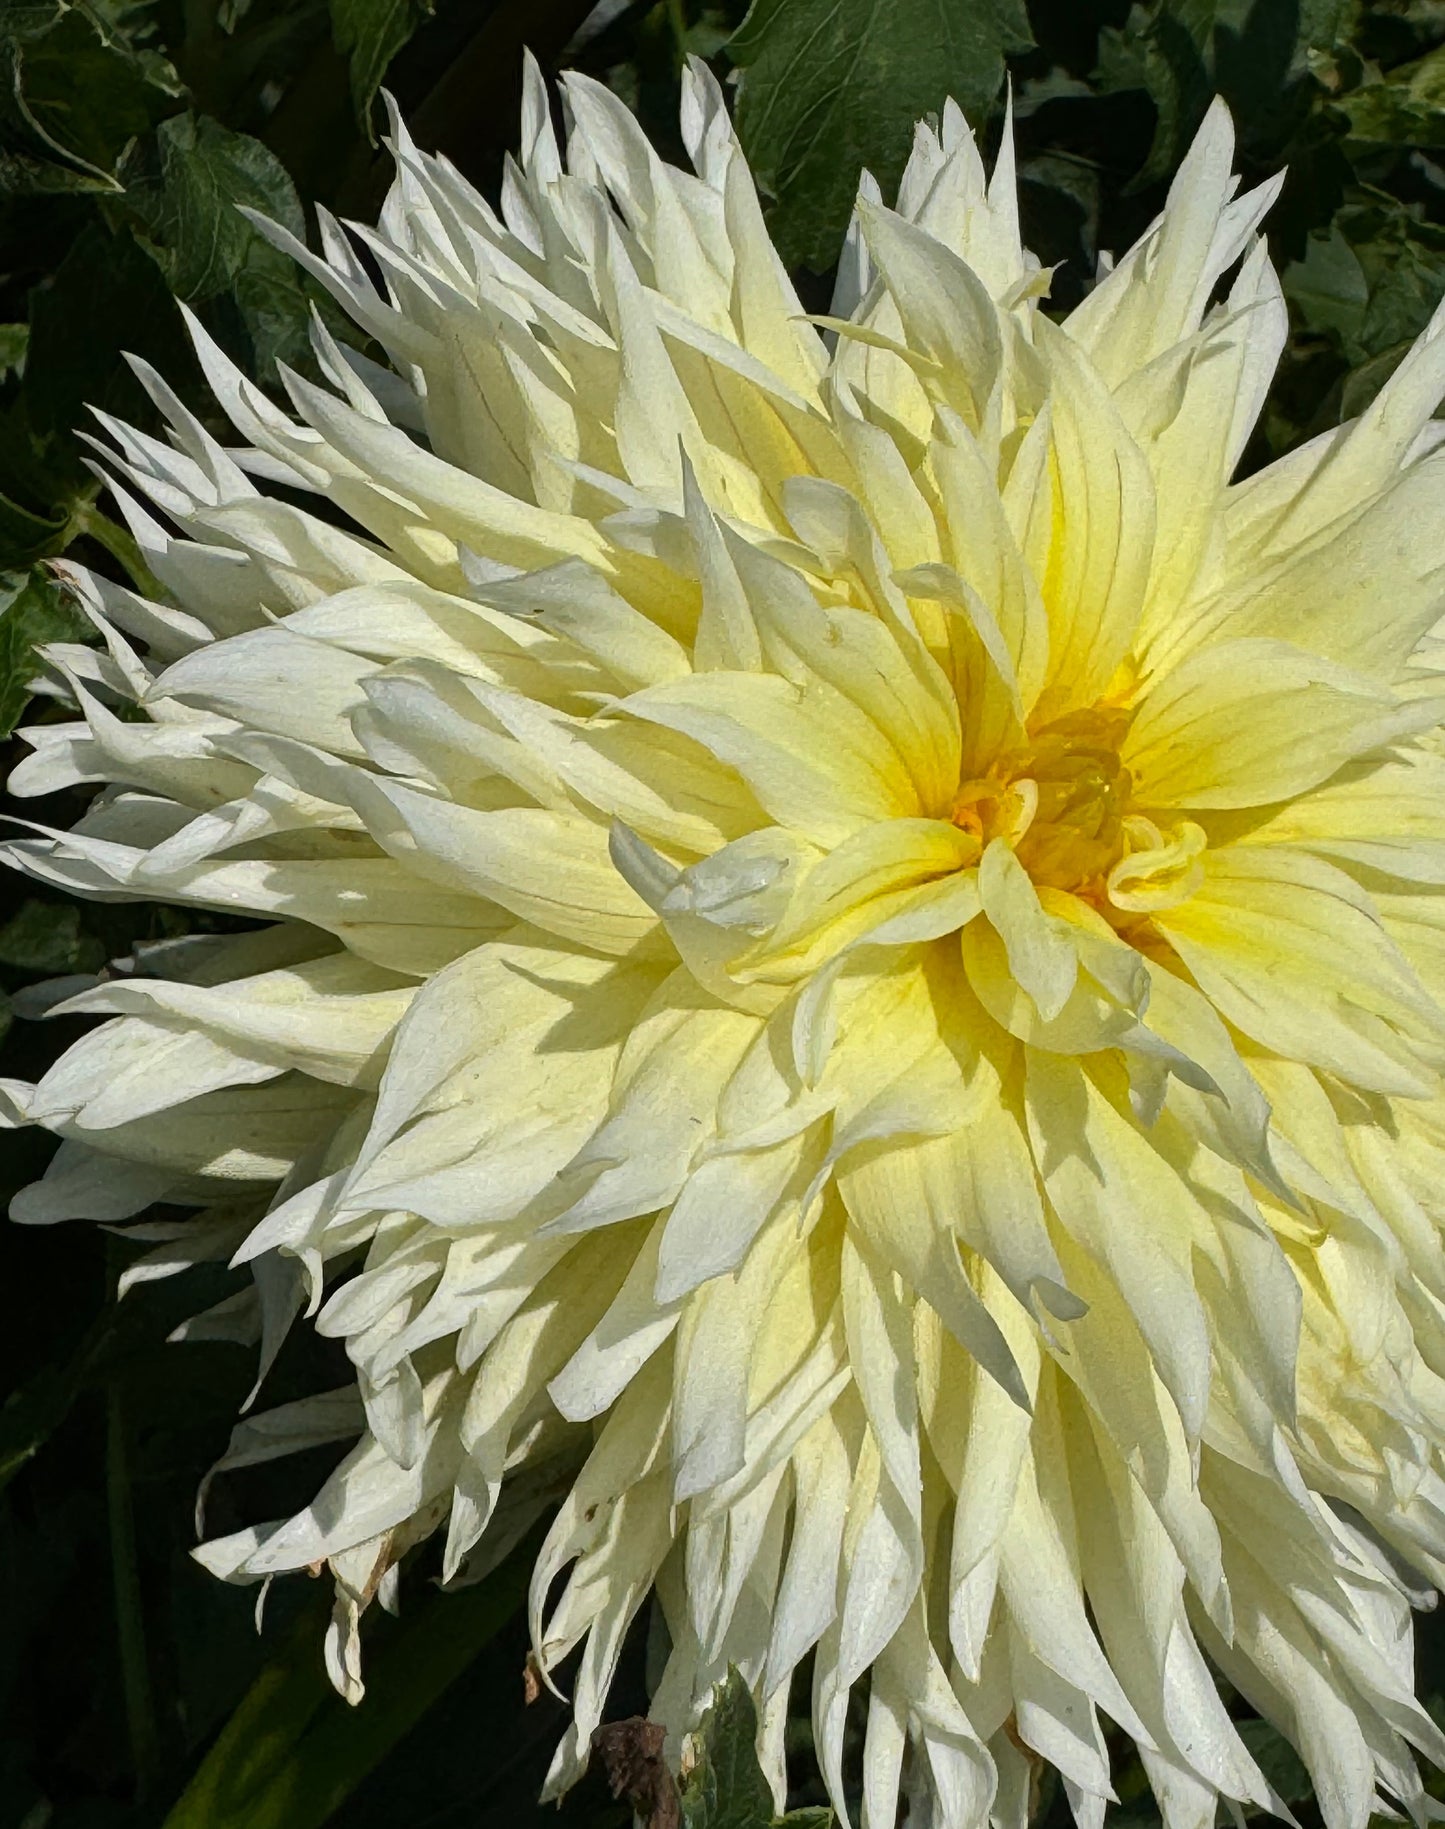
(9, 57, 1445, 1829)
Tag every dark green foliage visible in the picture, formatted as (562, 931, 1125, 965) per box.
(1336, 40, 1445, 143)
(680, 1669, 782, 1827)
(0, 0, 182, 195)
(331, 0, 435, 127)
(1094, 0, 1357, 182)
(25, 220, 190, 443)
(1236, 1717, 1314, 1807)
(122, 112, 305, 299)
(679, 1671, 835, 1827)
(0, 896, 107, 972)
(0, 565, 88, 737)
(1008, 0, 1445, 458)
(161, 1548, 535, 1828)
(5, 0, 1445, 1824)
(730, 0, 1034, 268)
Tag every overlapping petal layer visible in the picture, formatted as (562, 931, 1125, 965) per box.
(8, 61, 1445, 1829)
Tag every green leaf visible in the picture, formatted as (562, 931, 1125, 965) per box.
(727, 0, 1033, 270)
(0, 323, 28, 377)
(0, 564, 89, 739)
(1338, 339, 1415, 418)
(1283, 199, 1445, 365)
(1236, 1718, 1311, 1806)
(1283, 221, 1370, 341)
(0, 897, 106, 973)
(679, 1670, 834, 1828)
(1096, 0, 1356, 181)
(1335, 44, 1445, 145)
(0, 1250, 226, 1495)
(122, 112, 305, 301)
(0, 1345, 88, 1492)
(23, 219, 189, 446)
(161, 1540, 534, 1829)
(681, 1671, 775, 1827)
(0, 0, 182, 195)
(1352, 212, 1445, 355)
(229, 239, 316, 379)
(330, 0, 434, 132)
(0, 480, 69, 565)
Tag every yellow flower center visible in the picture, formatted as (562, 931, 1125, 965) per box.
(949, 705, 1208, 924)
(952, 707, 1135, 895)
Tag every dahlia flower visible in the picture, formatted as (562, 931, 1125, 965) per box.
(8, 54, 1445, 1827)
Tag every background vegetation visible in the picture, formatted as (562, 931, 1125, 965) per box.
(4, 0, 1445, 1822)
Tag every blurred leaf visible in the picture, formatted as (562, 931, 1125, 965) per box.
(1338, 336, 1415, 415)
(228, 243, 316, 379)
(24, 218, 188, 447)
(1019, 149, 1103, 271)
(679, 1670, 834, 1828)
(1284, 220, 1371, 338)
(728, 0, 1033, 269)
(0, 1351, 84, 1493)
(1283, 201, 1445, 362)
(1350, 203, 1445, 352)
(683, 8, 737, 61)
(0, 1257, 214, 1495)
(0, 563, 87, 738)
(0, 0, 182, 195)
(1337, 43, 1445, 143)
(0, 482, 69, 564)
(1237, 1717, 1311, 1806)
(1398, 0, 1445, 35)
(0, 322, 28, 376)
(1097, 0, 1355, 180)
(0, 898, 106, 973)
(122, 112, 305, 302)
(161, 1539, 534, 1829)
(331, 0, 434, 130)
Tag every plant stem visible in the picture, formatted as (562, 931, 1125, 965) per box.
(666, 0, 688, 69)
(108, 1376, 161, 1804)
(161, 1533, 539, 1829)
(70, 504, 164, 598)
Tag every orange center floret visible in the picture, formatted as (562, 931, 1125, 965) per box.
(951, 707, 1135, 899)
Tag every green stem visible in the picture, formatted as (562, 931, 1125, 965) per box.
(182, 0, 220, 48)
(162, 1533, 539, 1829)
(71, 503, 164, 598)
(108, 1374, 161, 1804)
(665, 0, 688, 68)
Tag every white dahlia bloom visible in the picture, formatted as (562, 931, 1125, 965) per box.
(10, 55, 1445, 1828)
